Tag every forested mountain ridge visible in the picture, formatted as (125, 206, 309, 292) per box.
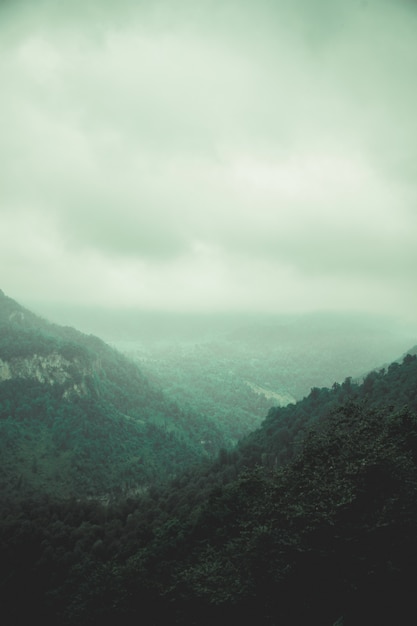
(0, 290, 227, 500)
(1, 326, 417, 624)
(235, 351, 417, 470)
(112, 311, 414, 447)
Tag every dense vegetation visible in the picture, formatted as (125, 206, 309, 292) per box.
(237, 351, 417, 469)
(0, 290, 229, 500)
(130, 342, 275, 445)
(115, 312, 412, 446)
(1, 286, 416, 625)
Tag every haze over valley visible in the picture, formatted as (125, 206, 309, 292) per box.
(1, 0, 417, 624)
(1, 289, 417, 625)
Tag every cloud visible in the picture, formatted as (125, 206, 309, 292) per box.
(0, 0, 416, 318)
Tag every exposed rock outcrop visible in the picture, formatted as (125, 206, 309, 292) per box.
(0, 352, 90, 396)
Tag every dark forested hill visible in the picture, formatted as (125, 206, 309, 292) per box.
(110, 311, 414, 447)
(1, 290, 417, 625)
(2, 354, 417, 625)
(0, 290, 227, 501)
(234, 351, 417, 470)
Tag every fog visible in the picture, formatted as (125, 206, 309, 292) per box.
(1, 0, 416, 326)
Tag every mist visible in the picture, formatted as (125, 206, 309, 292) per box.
(0, 0, 416, 324)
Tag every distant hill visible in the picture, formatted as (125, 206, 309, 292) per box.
(1, 335, 417, 624)
(108, 312, 416, 449)
(0, 290, 227, 501)
(27, 302, 417, 401)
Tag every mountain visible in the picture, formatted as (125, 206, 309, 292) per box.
(0, 290, 226, 501)
(1, 291, 417, 625)
(234, 349, 417, 469)
(1, 351, 417, 625)
(108, 311, 415, 447)
(34, 302, 416, 404)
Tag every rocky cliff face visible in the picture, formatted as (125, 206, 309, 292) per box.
(0, 353, 89, 396)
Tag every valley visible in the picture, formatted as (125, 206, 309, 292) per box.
(108, 310, 415, 447)
(1, 290, 417, 625)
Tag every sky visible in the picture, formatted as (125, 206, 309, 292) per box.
(1, 0, 417, 323)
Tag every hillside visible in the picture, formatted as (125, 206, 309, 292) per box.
(0, 290, 227, 501)
(1, 332, 416, 624)
(235, 351, 417, 469)
(108, 311, 414, 446)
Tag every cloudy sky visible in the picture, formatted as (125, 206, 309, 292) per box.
(1, 0, 417, 322)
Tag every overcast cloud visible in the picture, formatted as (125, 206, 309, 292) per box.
(1, 0, 417, 320)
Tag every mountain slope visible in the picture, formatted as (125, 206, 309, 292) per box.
(234, 350, 417, 469)
(0, 290, 226, 500)
(1, 350, 417, 625)
(109, 311, 414, 448)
